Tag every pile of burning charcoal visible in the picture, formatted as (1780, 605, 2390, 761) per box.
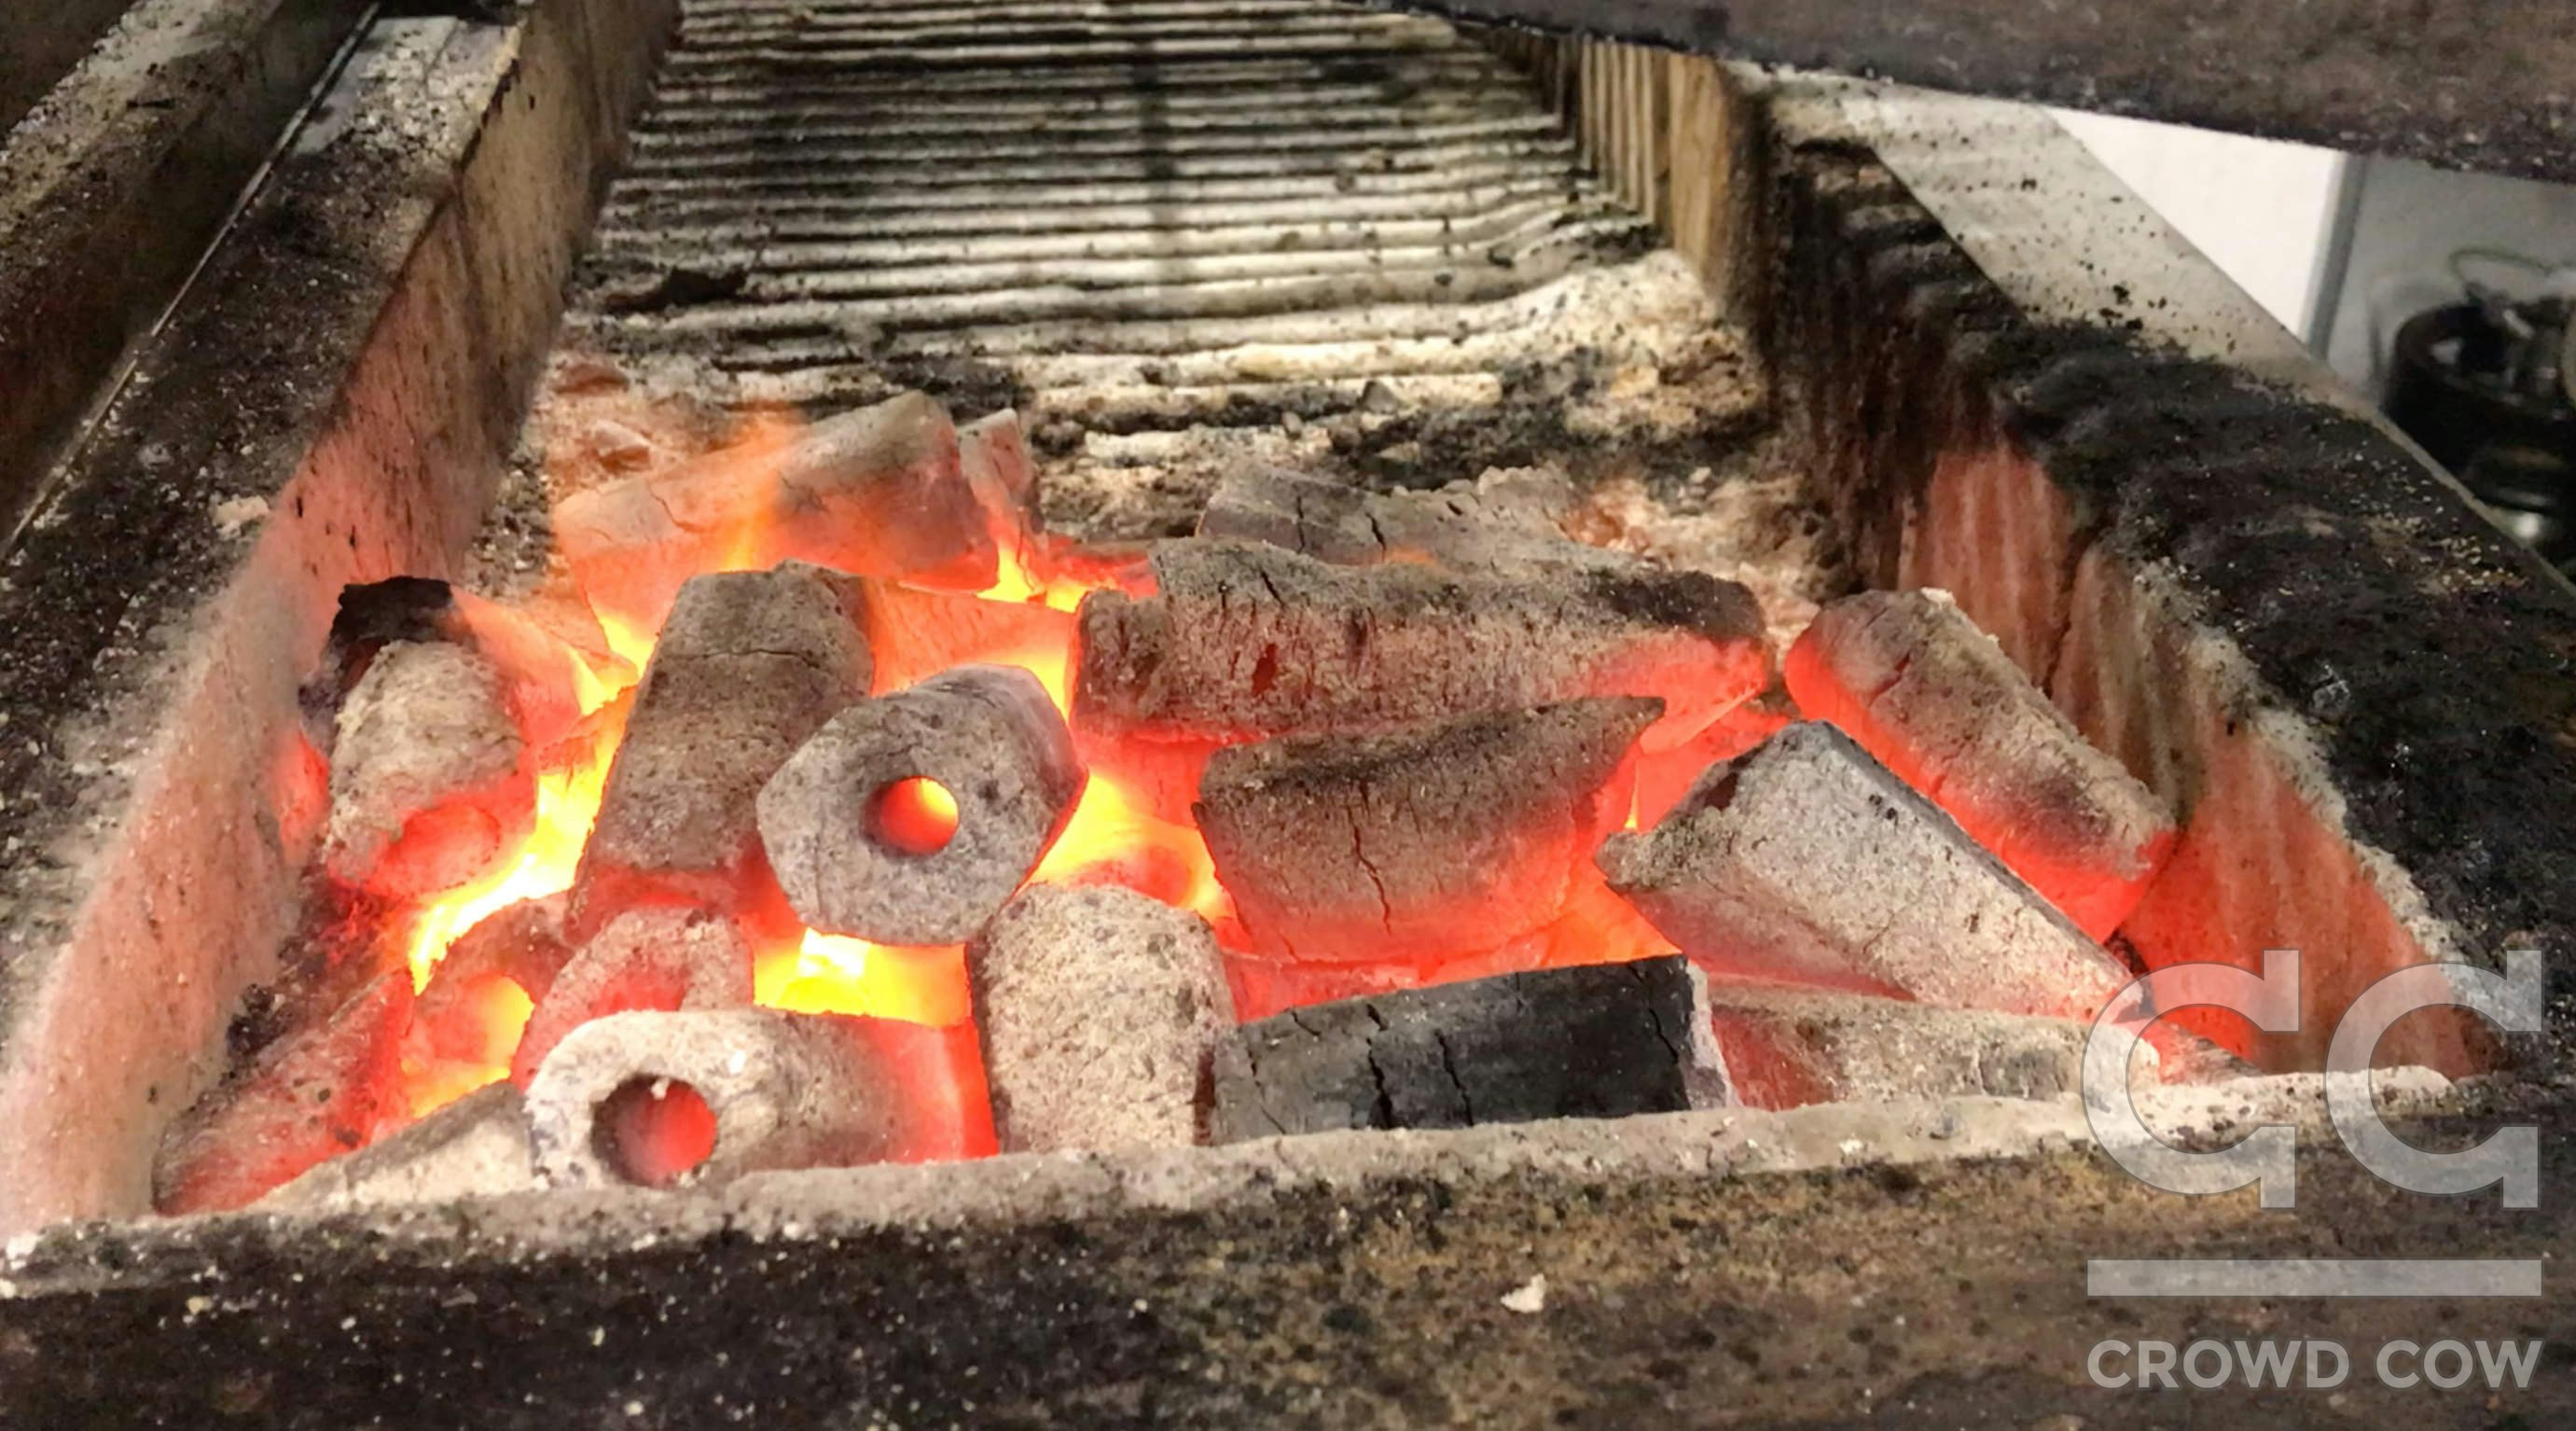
(152, 390, 2235, 1215)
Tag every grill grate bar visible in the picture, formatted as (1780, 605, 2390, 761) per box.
(541, 0, 1721, 513)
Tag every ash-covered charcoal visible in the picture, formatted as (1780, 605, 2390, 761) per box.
(966, 885, 1234, 1152)
(299, 577, 616, 757)
(509, 907, 754, 1088)
(1598, 723, 2135, 1021)
(260, 1081, 533, 1212)
(759, 665, 1084, 946)
(553, 391, 993, 632)
(859, 581, 1077, 696)
(1209, 956, 1724, 1140)
(1697, 982, 2092, 1110)
(1785, 589, 2177, 938)
(570, 564, 872, 937)
(958, 408, 1035, 514)
(1194, 697, 1661, 963)
(408, 896, 574, 1075)
(320, 641, 533, 900)
(1196, 464, 1629, 577)
(153, 969, 414, 1214)
(524, 1007, 987, 1188)
(1073, 541, 1768, 808)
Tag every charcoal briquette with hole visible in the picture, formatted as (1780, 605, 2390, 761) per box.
(523, 1007, 969, 1188)
(758, 663, 1084, 946)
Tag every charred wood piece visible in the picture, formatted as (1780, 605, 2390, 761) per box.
(1598, 723, 2134, 1020)
(571, 563, 872, 937)
(1785, 589, 2178, 939)
(1194, 697, 1660, 963)
(1209, 955, 1724, 1140)
(523, 1007, 976, 1188)
(320, 641, 533, 900)
(1075, 541, 1765, 750)
(966, 885, 1234, 1153)
(153, 969, 414, 1214)
(509, 907, 754, 1089)
(553, 391, 993, 631)
(260, 1081, 533, 1212)
(759, 665, 1083, 946)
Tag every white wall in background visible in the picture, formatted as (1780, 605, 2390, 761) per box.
(2049, 108, 2346, 340)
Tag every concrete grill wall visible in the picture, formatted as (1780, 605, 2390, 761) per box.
(1489, 37, 2576, 1073)
(0, 0, 676, 1232)
(1752, 75, 2576, 1073)
(0, 13, 2573, 1426)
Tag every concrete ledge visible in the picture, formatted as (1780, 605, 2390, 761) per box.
(1749, 74, 2576, 1074)
(3, 1075, 2568, 1426)
(1383, 0, 2576, 187)
(0, 0, 372, 542)
(0, 0, 674, 1233)
(0, 0, 143, 137)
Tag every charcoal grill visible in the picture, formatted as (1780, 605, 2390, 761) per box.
(0, 1, 2571, 1424)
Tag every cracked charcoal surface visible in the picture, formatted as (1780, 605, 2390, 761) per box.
(571, 563, 872, 934)
(1194, 696, 1661, 962)
(1074, 540, 1765, 746)
(1599, 723, 2131, 1020)
(1210, 956, 1723, 1139)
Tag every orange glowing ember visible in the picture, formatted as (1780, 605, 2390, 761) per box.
(393, 463, 1228, 1120)
(871, 776, 961, 855)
